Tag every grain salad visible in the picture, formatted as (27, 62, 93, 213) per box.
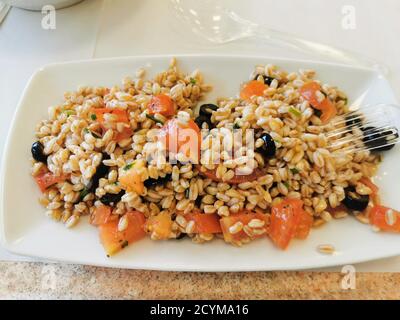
(30, 58, 400, 256)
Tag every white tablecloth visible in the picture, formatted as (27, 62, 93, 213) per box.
(1, 0, 399, 271)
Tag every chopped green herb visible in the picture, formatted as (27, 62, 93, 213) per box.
(121, 240, 129, 249)
(79, 188, 90, 200)
(290, 168, 300, 175)
(123, 163, 134, 171)
(90, 114, 97, 121)
(283, 181, 290, 189)
(185, 189, 190, 198)
(62, 109, 75, 117)
(145, 113, 164, 125)
(233, 122, 240, 129)
(190, 77, 197, 85)
(288, 106, 302, 118)
(83, 128, 89, 134)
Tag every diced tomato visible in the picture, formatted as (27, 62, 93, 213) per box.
(90, 205, 112, 226)
(183, 213, 222, 234)
(220, 211, 269, 245)
(91, 108, 129, 123)
(197, 166, 266, 184)
(299, 82, 321, 107)
(268, 199, 312, 249)
(35, 169, 68, 192)
(119, 160, 145, 195)
(115, 126, 133, 142)
(147, 94, 175, 117)
(319, 98, 337, 124)
(144, 212, 173, 240)
(359, 177, 379, 196)
(99, 211, 146, 256)
(240, 80, 267, 100)
(369, 205, 400, 232)
(299, 81, 337, 124)
(159, 118, 201, 163)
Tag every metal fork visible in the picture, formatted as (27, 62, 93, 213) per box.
(0, 2, 10, 25)
(327, 104, 400, 154)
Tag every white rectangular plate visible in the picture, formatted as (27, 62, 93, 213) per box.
(1, 55, 400, 271)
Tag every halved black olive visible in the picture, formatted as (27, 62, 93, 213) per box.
(86, 153, 110, 193)
(31, 141, 47, 163)
(257, 133, 276, 157)
(362, 126, 398, 152)
(342, 186, 369, 211)
(199, 103, 218, 116)
(144, 174, 172, 188)
(254, 74, 275, 86)
(195, 114, 213, 129)
(100, 190, 125, 205)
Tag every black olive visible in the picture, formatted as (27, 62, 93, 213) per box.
(257, 133, 276, 157)
(31, 141, 47, 163)
(254, 74, 275, 86)
(144, 174, 172, 188)
(176, 233, 187, 240)
(100, 190, 125, 205)
(362, 126, 398, 152)
(195, 196, 202, 208)
(342, 186, 369, 211)
(86, 153, 110, 193)
(345, 113, 363, 128)
(195, 114, 213, 129)
(313, 108, 322, 118)
(199, 104, 218, 116)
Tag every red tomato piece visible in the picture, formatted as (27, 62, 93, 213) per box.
(369, 205, 400, 232)
(91, 108, 129, 123)
(319, 98, 337, 124)
(240, 80, 267, 100)
(197, 166, 266, 184)
(183, 213, 222, 234)
(144, 212, 173, 240)
(115, 126, 133, 142)
(159, 118, 201, 163)
(299, 81, 337, 124)
(35, 169, 68, 193)
(299, 81, 321, 108)
(99, 211, 146, 256)
(90, 205, 113, 226)
(147, 94, 175, 117)
(220, 211, 269, 244)
(268, 199, 312, 249)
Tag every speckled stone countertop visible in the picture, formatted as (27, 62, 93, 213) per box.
(0, 262, 399, 299)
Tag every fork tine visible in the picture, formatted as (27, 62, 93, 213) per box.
(330, 125, 398, 148)
(327, 114, 389, 138)
(337, 137, 399, 154)
(327, 104, 400, 154)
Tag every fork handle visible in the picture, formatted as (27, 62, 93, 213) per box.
(252, 24, 388, 75)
